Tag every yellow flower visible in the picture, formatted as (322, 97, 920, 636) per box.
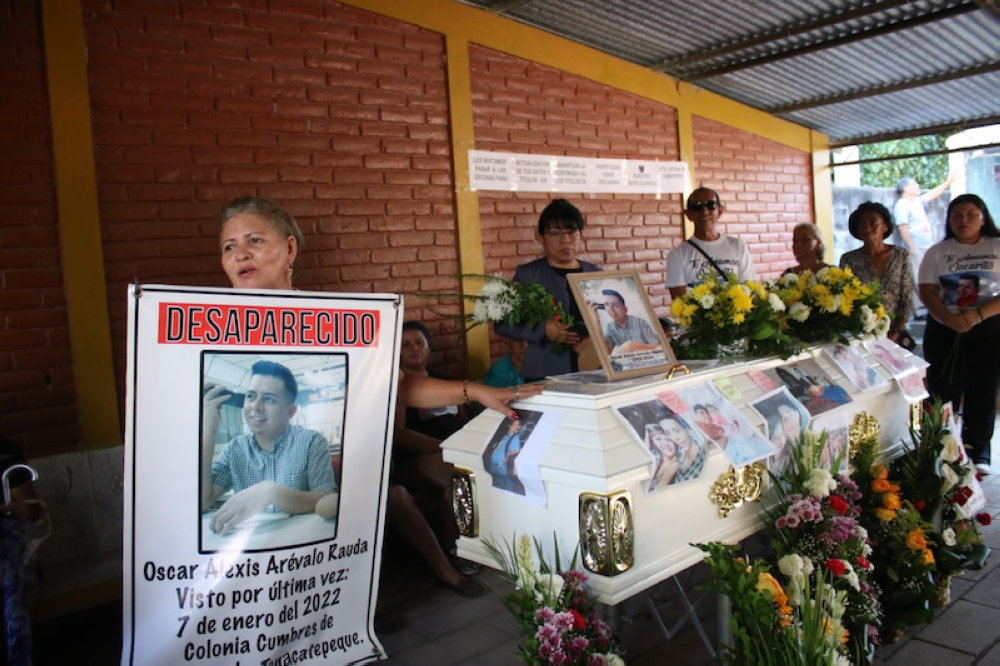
(922, 549, 935, 565)
(783, 288, 803, 304)
(745, 280, 767, 299)
(683, 304, 698, 318)
(671, 298, 685, 318)
(875, 508, 897, 522)
(810, 283, 831, 298)
(756, 572, 785, 601)
(906, 528, 927, 551)
(882, 492, 901, 510)
(876, 304, 886, 319)
(841, 266, 854, 278)
(732, 312, 746, 324)
(692, 283, 711, 300)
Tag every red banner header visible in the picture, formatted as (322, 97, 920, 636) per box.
(157, 303, 380, 347)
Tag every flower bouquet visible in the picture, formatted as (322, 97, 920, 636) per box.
(669, 273, 795, 360)
(698, 542, 853, 666)
(769, 268, 889, 344)
(763, 429, 879, 661)
(853, 433, 936, 636)
(892, 402, 990, 582)
(483, 535, 624, 666)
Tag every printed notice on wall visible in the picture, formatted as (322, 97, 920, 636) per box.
(468, 150, 687, 194)
(123, 285, 400, 665)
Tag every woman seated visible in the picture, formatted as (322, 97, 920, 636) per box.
(839, 202, 913, 343)
(785, 223, 829, 275)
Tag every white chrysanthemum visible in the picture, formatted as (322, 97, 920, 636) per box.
(873, 315, 890, 337)
(788, 302, 810, 322)
(700, 294, 716, 309)
(816, 267, 831, 282)
(479, 279, 509, 299)
(533, 572, 565, 603)
(778, 553, 806, 578)
(740, 284, 752, 296)
(942, 527, 957, 546)
(939, 463, 960, 493)
(781, 272, 799, 287)
(859, 304, 876, 332)
(600, 655, 626, 666)
(856, 525, 869, 542)
(485, 299, 512, 322)
(804, 468, 837, 498)
(768, 292, 786, 312)
(472, 299, 490, 323)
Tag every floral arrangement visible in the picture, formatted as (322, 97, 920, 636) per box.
(483, 535, 624, 666)
(698, 542, 852, 666)
(768, 268, 890, 344)
(852, 433, 937, 636)
(670, 272, 794, 359)
(764, 429, 879, 660)
(892, 403, 990, 580)
(420, 274, 574, 335)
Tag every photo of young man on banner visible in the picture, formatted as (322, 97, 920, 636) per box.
(200, 352, 346, 553)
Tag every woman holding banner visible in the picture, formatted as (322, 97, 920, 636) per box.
(214, 197, 541, 600)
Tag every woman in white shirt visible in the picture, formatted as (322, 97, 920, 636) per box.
(918, 194, 1000, 475)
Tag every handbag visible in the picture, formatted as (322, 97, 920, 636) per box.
(895, 328, 917, 352)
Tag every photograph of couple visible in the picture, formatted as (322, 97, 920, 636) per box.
(614, 397, 708, 494)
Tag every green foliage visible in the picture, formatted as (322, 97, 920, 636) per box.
(859, 134, 953, 188)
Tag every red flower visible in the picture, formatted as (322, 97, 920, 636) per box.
(824, 559, 847, 576)
(977, 473, 984, 482)
(828, 496, 849, 515)
(551, 298, 561, 322)
(855, 556, 872, 570)
(913, 500, 926, 512)
(976, 513, 992, 526)
(960, 486, 974, 499)
(569, 609, 587, 630)
(952, 491, 969, 506)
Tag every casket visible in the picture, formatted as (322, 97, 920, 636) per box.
(442, 342, 923, 605)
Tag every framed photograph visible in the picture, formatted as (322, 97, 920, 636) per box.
(611, 396, 709, 495)
(567, 269, 676, 380)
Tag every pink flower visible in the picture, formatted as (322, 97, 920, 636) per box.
(536, 607, 556, 623)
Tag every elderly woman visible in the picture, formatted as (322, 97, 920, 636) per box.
(215, 197, 540, 596)
(919, 194, 1000, 475)
(839, 202, 913, 342)
(785, 223, 829, 275)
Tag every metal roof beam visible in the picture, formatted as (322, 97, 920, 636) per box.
(970, 0, 1000, 22)
(487, 0, 536, 15)
(651, 0, 912, 72)
(684, 1, 978, 81)
(770, 61, 1000, 113)
(831, 114, 1000, 147)
(832, 141, 1000, 165)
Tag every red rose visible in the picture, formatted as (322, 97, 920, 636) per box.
(960, 486, 974, 499)
(952, 491, 969, 506)
(976, 513, 992, 526)
(913, 500, 926, 511)
(977, 473, 984, 482)
(828, 496, 849, 515)
(824, 559, 847, 576)
(855, 556, 872, 570)
(569, 609, 587, 630)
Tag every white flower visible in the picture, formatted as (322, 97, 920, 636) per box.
(833, 653, 852, 666)
(740, 284, 752, 296)
(939, 463, 960, 493)
(873, 315, 890, 337)
(479, 278, 509, 299)
(780, 272, 799, 286)
(816, 267, 831, 282)
(600, 655, 625, 666)
(778, 554, 811, 605)
(788, 302, 810, 322)
(515, 535, 537, 588)
(485, 299, 512, 321)
(768, 292, 786, 312)
(943, 528, 957, 546)
(778, 553, 806, 578)
(940, 434, 962, 463)
(699, 294, 716, 309)
(822, 294, 842, 313)
(472, 299, 490, 323)
(859, 305, 875, 332)
(533, 572, 565, 603)
(842, 563, 860, 591)
(764, 279, 777, 290)
(804, 468, 837, 498)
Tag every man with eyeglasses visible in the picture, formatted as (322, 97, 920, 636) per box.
(496, 199, 602, 380)
(666, 188, 756, 298)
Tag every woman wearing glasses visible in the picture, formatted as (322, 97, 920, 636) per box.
(495, 198, 602, 381)
(666, 188, 757, 298)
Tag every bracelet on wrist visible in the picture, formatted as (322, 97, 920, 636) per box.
(462, 379, 470, 405)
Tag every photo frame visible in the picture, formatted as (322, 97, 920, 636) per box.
(567, 269, 676, 380)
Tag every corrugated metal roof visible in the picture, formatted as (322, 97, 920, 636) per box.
(459, 0, 1000, 145)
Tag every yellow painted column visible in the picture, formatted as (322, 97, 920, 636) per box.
(41, 0, 121, 448)
(810, 131, 835, 263)
(444, 35, 491, 378)
(676, 85, 697, 240)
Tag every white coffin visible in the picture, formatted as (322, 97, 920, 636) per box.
(443, 342, 920, 605)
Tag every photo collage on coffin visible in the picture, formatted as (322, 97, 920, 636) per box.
(864, 338, 930, 402)
(612, 396, 710, 495)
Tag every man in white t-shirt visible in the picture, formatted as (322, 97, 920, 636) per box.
(894, 173, 955, 312)
(666, 188, 756, 298)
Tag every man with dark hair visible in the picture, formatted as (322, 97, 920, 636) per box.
(956, 273, 980, 308)
(496, 198, 602, 380)
(666, 188, 756, 298)
(201, 360, 337, 535)
(599, 289, 660, 354)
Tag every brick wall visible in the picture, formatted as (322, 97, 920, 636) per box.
(82, 0, 466, 380)
(469, 46, 684, 356)
(0, 0, 80, 456)
(692, 116, 814, 279)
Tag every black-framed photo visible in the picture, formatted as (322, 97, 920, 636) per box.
(567, 269, 676, 380)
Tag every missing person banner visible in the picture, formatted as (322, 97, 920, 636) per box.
(123, 285, 401, 665)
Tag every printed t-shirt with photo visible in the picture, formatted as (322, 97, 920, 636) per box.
(918, 237, 1000, 314)
(665, 235, 756, 288)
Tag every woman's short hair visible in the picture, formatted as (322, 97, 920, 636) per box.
(848, 202, 894, 240)
(538, 199, 585, 234)
(895, 176, 916, 195)
(944, 194, 999, 240)
(793, 222, 825, 259)
(219, 197, 305, 253)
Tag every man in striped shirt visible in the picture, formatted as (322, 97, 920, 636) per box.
(202, 360, 337, 535)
